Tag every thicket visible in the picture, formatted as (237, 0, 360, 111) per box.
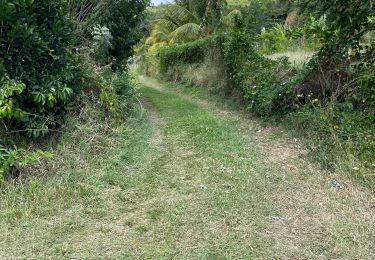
(0, 0, 148, 183)
(0, 0, 78, 137)
(139, 0, 375, 185)
(158, 37, 213, 74)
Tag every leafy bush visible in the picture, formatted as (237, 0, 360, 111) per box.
(136, 52, 160, 77)
(158, 37, 214, 74)
(259, 23, 290, 54)
(0, 78, 27, 121)
(216, 7, 298, 117)
(92, 25, 113, 65)
(0, 0, 80, 137)
(285, 102, 375, 182)
(0, 144, 52, 184)
(258, 17, 324, 54)
(95, 0, 149, 70)
(80, 60, 138, 118)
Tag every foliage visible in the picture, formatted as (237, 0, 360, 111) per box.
(0, 0, 80, 137)
(259, 23, 289, 53)
(226, 0, 250, 6)
(92, 25, 113, 65)
(144, 4, 201, 50)
(300, 0, 374, 62)
(214, 2, 297, 117)
(285, 102, 375, 180)
(0, 0, 145, 182)
(94, 0, 149, 70)
(0, 144, 52, 184)
(0, 78, 26, 121)
(258, 16, 326, 54)
(158, 37, 214, 74)
(67, 0, 102, 43)
(80, 59, 138, 118)
(144, 0, 228, 51)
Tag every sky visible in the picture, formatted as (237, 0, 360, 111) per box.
(151, 0, 170, 5)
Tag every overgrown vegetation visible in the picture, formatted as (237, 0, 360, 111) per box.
(0, 0, 148, 181)
(137, 0, 375, 186)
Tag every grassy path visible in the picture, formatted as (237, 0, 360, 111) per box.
(0, 76, 374, 258)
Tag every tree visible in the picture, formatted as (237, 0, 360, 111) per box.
(67, 0, 150, 69)
(96, 0, 149, 70)
(145, 0, 226, 50)
(299, 0, 375, 60)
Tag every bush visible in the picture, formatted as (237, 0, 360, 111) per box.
(0, 0, 80, 137)
(92, 25, 113, 65)
(0, 143, 52, 184)
(216, 9, 298, 118)
(258, 17, 324, 54)
(95, 0, 149, 70)
(158, 37, 214, 74)
(80, 59, 138, 119)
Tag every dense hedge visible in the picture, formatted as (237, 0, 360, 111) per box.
(0, 0, 149, 182)
(157, 37, 214, 74)
(214, 10, 299, 118)
(0, 0, 80, 137)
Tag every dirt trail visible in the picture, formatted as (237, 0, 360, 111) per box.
(1, 76, 373, 259)
(139, 76, 375, 259)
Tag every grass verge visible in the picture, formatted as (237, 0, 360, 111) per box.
(0, 93, 152, 258)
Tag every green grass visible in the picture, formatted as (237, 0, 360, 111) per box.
(0, 80, 374, 258)
(155, 73, 375, 188)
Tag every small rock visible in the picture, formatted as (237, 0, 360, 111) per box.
(331, 179, 344, 189)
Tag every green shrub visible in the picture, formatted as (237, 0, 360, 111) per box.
(137, 52, 159, 77)
(259, 23, 290, 54)
(92, 25, 113, 65)
(0, 78, 27, 121)
(0, 144, 52, 184)
(0, 0, 80, 137)
(158, 37, 214, 74)
(258, 17, 324, 54)
(95, 0, 149, 70)
(80, 60, 138, 119)
(285, 102, 375, 182)
(215, 8, 298, 118)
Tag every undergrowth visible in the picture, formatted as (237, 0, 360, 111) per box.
(0, 82, 149, 223)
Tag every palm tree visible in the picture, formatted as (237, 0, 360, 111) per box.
(145, 0, 226, 50)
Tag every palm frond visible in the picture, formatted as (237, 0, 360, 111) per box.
(152, 19, 177, 33)
(169, 23, 201, 44)
(149, 42, 168, 52)
(164, 4, 200, 26)
(223, 9, 242, 27)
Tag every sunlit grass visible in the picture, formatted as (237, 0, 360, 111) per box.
(267, 50, 315, 68)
